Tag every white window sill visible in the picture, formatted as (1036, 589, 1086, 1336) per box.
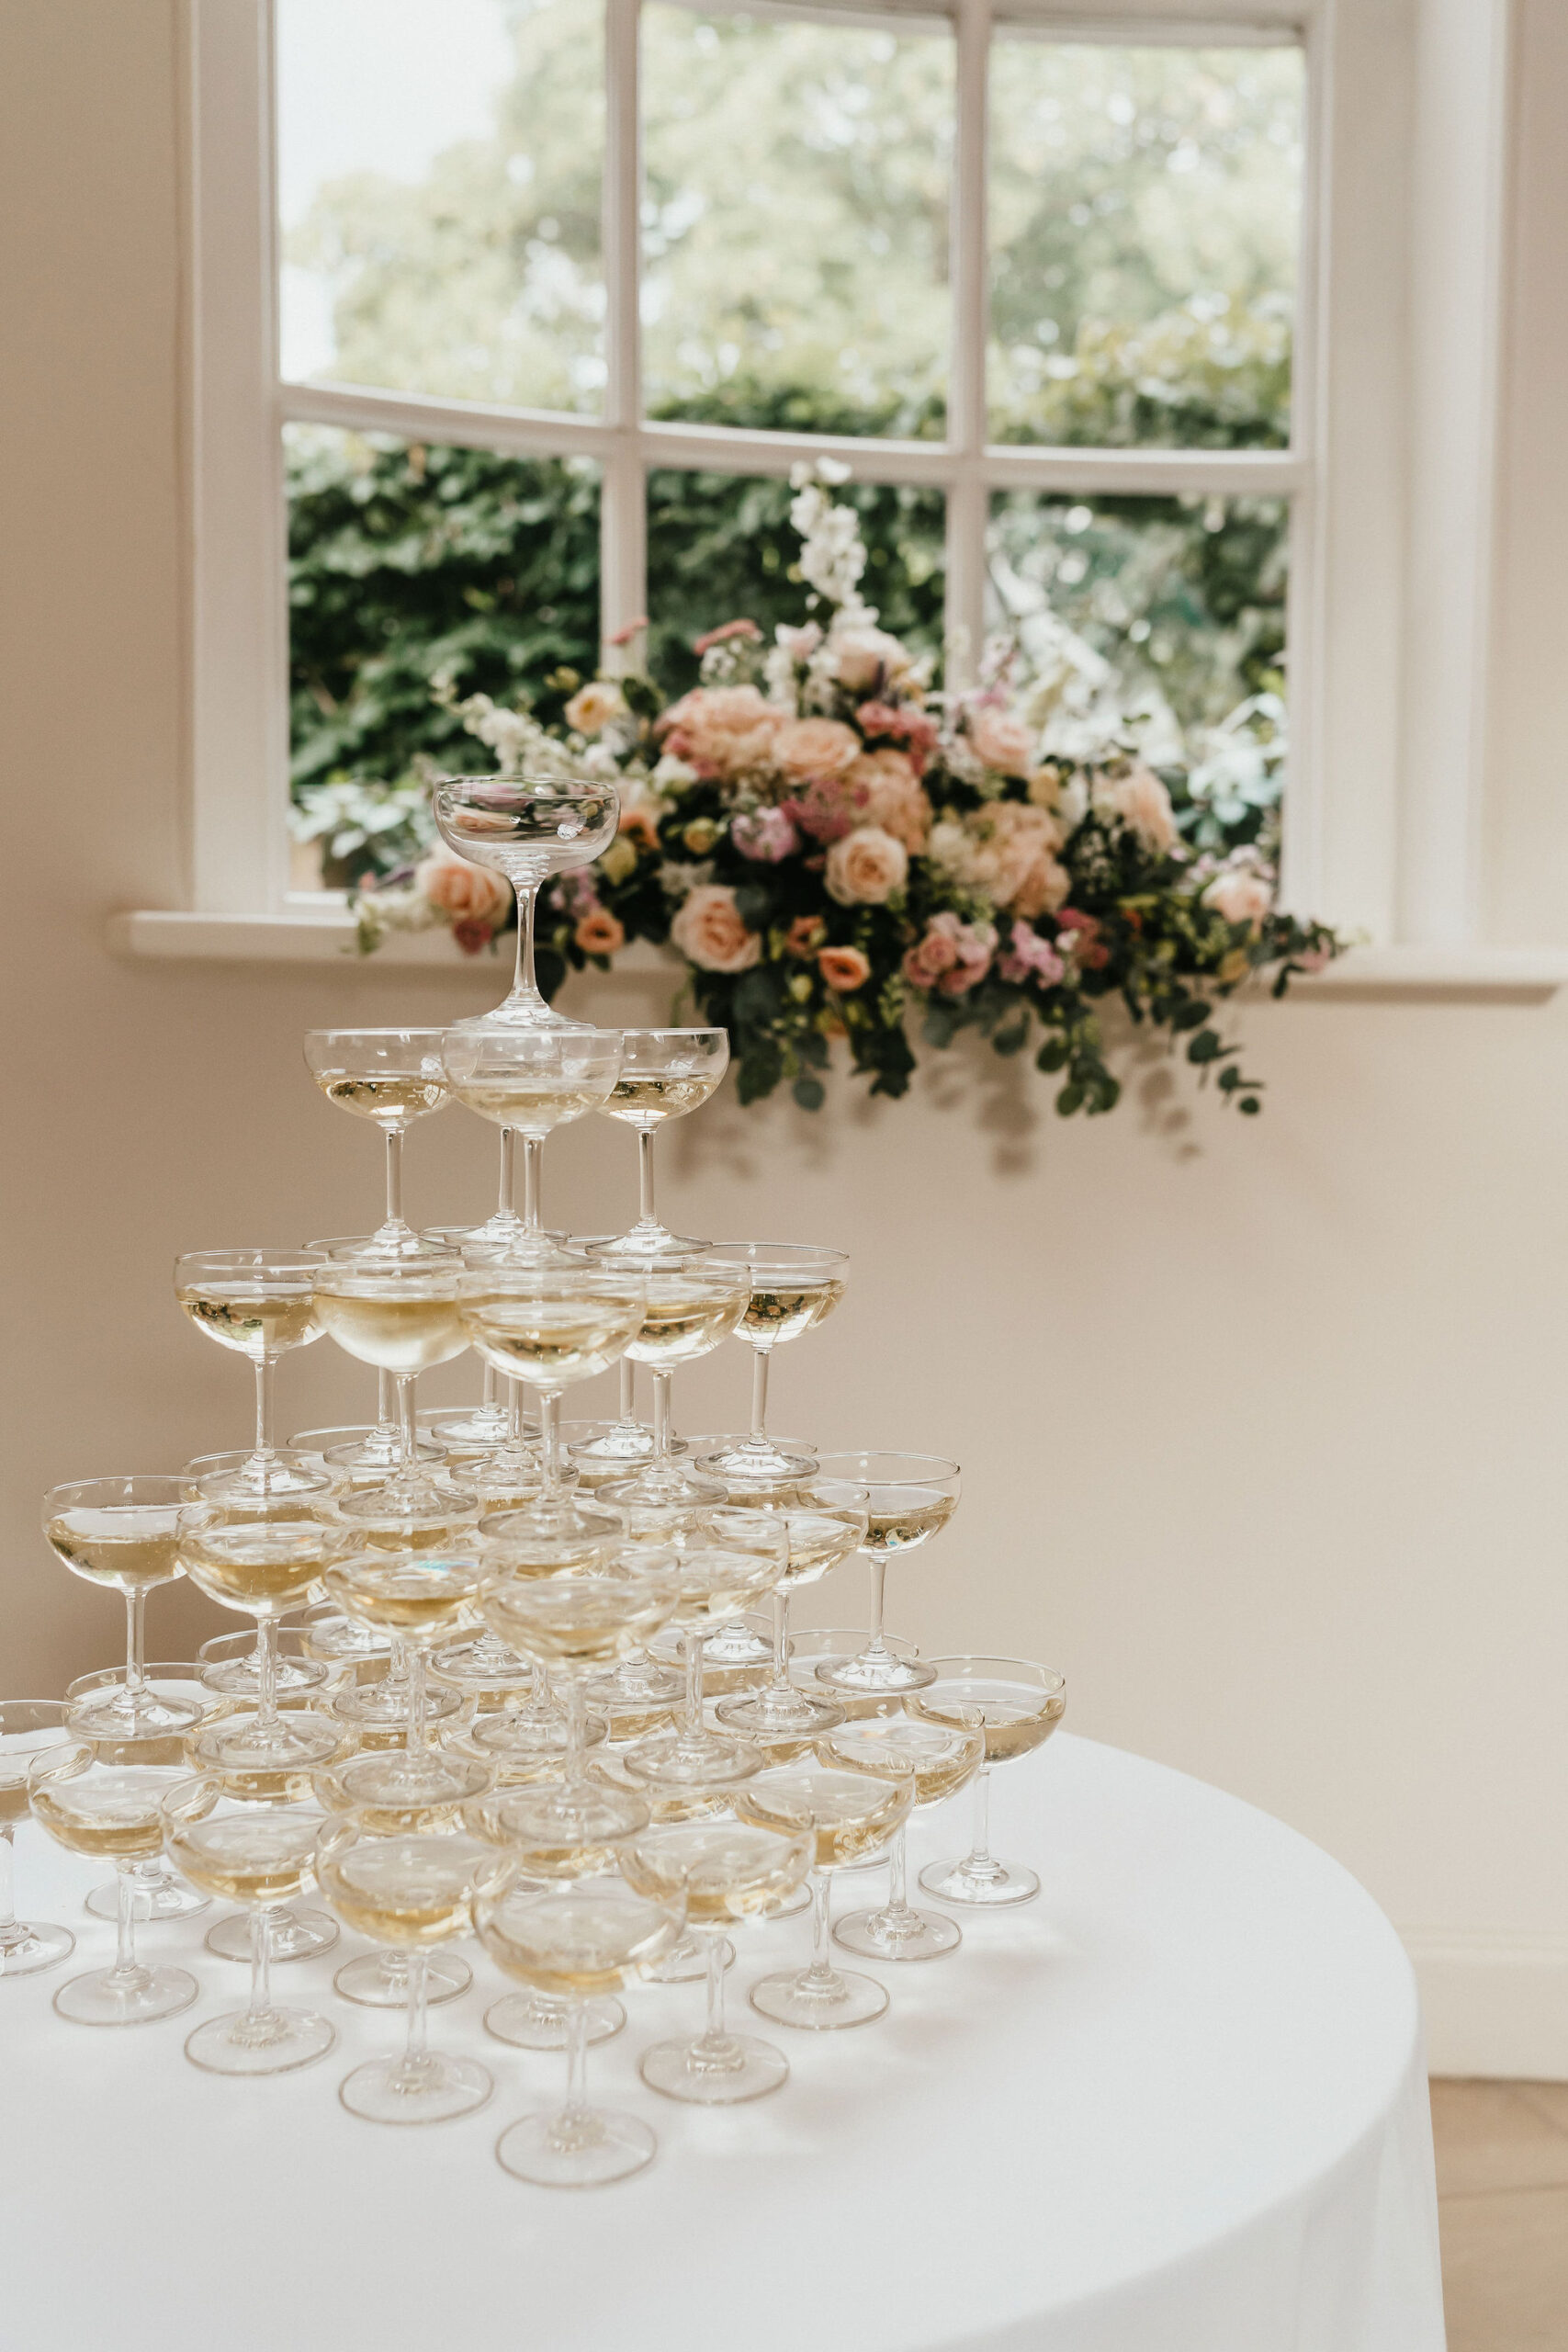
(107, 910, 1568, 995)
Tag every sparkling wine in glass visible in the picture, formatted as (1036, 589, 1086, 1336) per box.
(914, 1657, 1067, 1906)
(822, 1711, 986, 1962)
(812, 1452, 960, 1697)
(28, 1743, 199, 2025)
(311, 1251, 476, 1525)
(695, 1243, 849, 1484)
(0, 1704, 76, 1977)
(441, 1023, 622, 1266)
(734, 1761, 913, 2031)
(177, 1502, 357, 1780)
(42, 1476, 206, 1744)
(432, 771, 618, 1031)
(617, 1510, 787, 1792)
(174, 1250, 327, 1503)
(588, 1027, 729, 1260)
(712, 1478, 866, 1741)
(596, 1251, 750, 1514)
(303, 1028, 451, 1259)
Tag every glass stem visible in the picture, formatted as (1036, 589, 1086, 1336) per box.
(0, 1825, 16, 1933)
(750, 1348, 771, 1442)
(969, 1766, 993, 1870)
(389, 1635, 410, 1693)
(652, 1372, 672, 1469)
(248, 1905, 274, 2025)
(770, 1588, 791, 1693)
(803, 1869, 836, 1987)
(498, 1128, 516, 1220)
(123, 1589, 148, 1698)
(385, 1128, 403, 1227)
(695, 1928, 731, 2055)
(865, 1554, 890, 1657)
(483, 1362, 500, 1408)
(618, 1358, 635, 1423)
(562, 1993, 589, 2123)
(884, 1822, 912, 1920)
(637, 1126, 657, 1227)
(683, 1631, 705, 1741)
(254, 1356, 276, 1455)
(540, 1391, 563, 1494)
(112, 1864, 143, 1986)
(563, 1674, 586, 1783)
(406, 1648, 427, 1751)
(256, 1617, 279, 1733)
(378, 1368, 396, 1430)
(395, 1374, 417, 1466)
(511, 877, 544, 1012)
(402, 1948, 430, 2075)
(523, 1136, 543, 1237)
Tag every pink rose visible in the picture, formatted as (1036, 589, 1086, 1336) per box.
(832, 626, 908, 695)
(818, 945, 873, 993)
(824, 825, 908, 907)
(901, 926, 959, 988)
(671, 884, 761, 974)
(998, 925, 1066, 988)
(417, 848, 512, 934)
(730, 806, 800, 863)
(843, 749, 931, 853)
(1201, 867, 1274, 933)
(773, 717, 862, 782)
(1100, 763, 1179, 854)
(693, 618, 763, 656)
(574, 905, 626, 956)
(970, 707, 1036, 778)
(658, 685, 780, 780)
(902, 911, 995, 994)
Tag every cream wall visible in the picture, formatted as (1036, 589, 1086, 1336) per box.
(5, 2, 1568, 2075)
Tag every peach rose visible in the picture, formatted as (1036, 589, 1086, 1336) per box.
(563, 680, 626, 735)
(970, 707, 1037, 778)
(902, 912, 995, 994)
(843, 749, 931, 853)
(574, 905, 626, 956)
(1100, 763, 1179, 855)
(831, 625, 909, 695)
(824, 825, 908, 907)
(818, 945, 872, 993)
(659, 685, 781, 780)
(784, 914, 826, 957)
(417, 848, 512, 933)
(773, 717, 862, 782)
(671, 884, 761, 974)
(1202, 867, 1274, 933)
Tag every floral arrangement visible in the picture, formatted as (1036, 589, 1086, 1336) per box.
(355, 466, 1343, 1116)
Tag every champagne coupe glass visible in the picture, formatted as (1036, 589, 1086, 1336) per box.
(61, 1664, 218, 1925)
(183, 1448, 338, 1504)
(618, 1510, 787, 1791)
(458, 1265, 648, 1545)
(301, 1235, 458, 1484)
(594, 1252, 751, 1513)
(734, 1761, 913, 2030)
(0, 1703, 75, 1975)
(695, 1243, 849, 1483)
(713, 1479, 866, 1741)
(28, 1743, 199, 2025)
(42, 1477, 205, 1741)
(822, 1713, 986, 1961)
(812, 1453, 961, 1697)
(311, 1252, 476, 1522)
(587, 1027, 730, 1260)
(474, 1876, 685, 2185)
(625, 1822, 812, 2105)
(441, 1023, 623, 1267)
(177, 1503, 357, 1777)
(161, 1779, 334, 2074)
(321, 1546, 491, 1810)
(303, 1028, 451, 1258)
(432, 770, 619, 1031)
(197, 1625, 329, 1705)
(291, 1596, 393, 1676)
(316, 1820, 511, 2121)
(915, 1657, 1067, 1905)
(173, 1250, 326, 1502)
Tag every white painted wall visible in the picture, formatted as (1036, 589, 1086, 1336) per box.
(4, 0, 1568, 2075)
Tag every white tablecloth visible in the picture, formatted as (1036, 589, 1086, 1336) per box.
(0, 1734, 1445, 2351)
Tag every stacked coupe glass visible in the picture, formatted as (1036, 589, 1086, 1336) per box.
(10, 772, 1067, 2188)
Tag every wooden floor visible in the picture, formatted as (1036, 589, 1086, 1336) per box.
(1433, 2079, 1568, 2348)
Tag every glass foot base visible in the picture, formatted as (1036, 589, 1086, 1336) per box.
(702, 1623, 774, 1673)
(68, 1688, 207, 1742)
(714, 1688, 844, 1740)
(640, 2030, 788, 2105)
(588, 1223, 706, 1263)
(496, 2106, 656, 2187)
(186, 2005, 335, 2076)
(814, 1649, 935, 1696)
(620, 1728, 762, 1790)
(207, 1906, 339, 1962)
(696, 1438, 818, 1484)
(86, 1872, 209, 1925)
(484, 1991, 624, 2051)
(54, 1963, 199, 2028)
(833, 1905, 962, 1962)
(334, 1949, 470, 2008)
(341, 2050, 492, 2125)
(918, 1856, 1041, 1907)
(645, 1933, 732, 1985)
(191, 1709, 345, 1778)
(0, 1921, 73, 1976)
(197, 1657, 327, 1703)
(749, 1965, 887, 2031)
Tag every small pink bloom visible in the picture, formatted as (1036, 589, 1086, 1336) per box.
(607, 616, 649, 648)
(671, 884, 761, 975)
(855, 701, 903, 736)
(694, 617, 763, 656)
(824, 825, 908, 907)
(574, 905, 626, 956)
(998, 925, 1066, 988)
(730, 805, 800, 863)
(902, 911, 994, 994)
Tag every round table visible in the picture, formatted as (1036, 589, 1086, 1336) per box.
(0, 1735, 1444, 2350)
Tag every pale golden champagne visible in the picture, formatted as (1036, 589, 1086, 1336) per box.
(179, 1521, 338, 1613)
(451, 1080, 604, 1136)
(589, 1751, 724, 1823)
(863, 1488, 956, 1554)
(0, 1781, 32, 1827)
(625, 1280, 749, 1369)
(165, 1811, 318, 1904)
(31, 1770, 170, 1860)
(324, 1555, 484, 1635)
(734, 1764, 911, 1868)
(318, 1833, 494, 1946)
(622, 1822, 809, 1922)
(460, 1295, 643, 1386)
(177, 1285, 318, 1360)
(776, 1508, 864, 1587)
(671, 1545, 784, 1626)
(484, 1573, 674, 1668)
(476, 1885, 679, 1993)
(823, 1718, 984, 1807)
(45, 1505, 183, 1593)
(312, 1288, 467, 1374)
(319, 1073, 447, 1126)
(603, 1072, 718, 1125)
(355, 1510, 478, 1554)
(739, 1281, 845, 1347)
(927, 1693, 1065, 1765)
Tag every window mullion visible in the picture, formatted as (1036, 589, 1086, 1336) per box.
(602, 0, 647, 657)
(946, 0, 991, 680)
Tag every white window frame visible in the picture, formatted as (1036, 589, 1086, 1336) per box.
(121, 0, 1560, 989)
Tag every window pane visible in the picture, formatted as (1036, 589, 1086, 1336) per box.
(641, 6, 953, 435)
(277, 0, 604, 413)
(286, 425, 601, 891)
(648, 470, 945, 696)
(987, 491, 1288, 745)
(988, 43, 1303, 447)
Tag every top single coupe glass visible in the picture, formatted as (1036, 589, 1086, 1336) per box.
(431, 772, 618, 1031)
